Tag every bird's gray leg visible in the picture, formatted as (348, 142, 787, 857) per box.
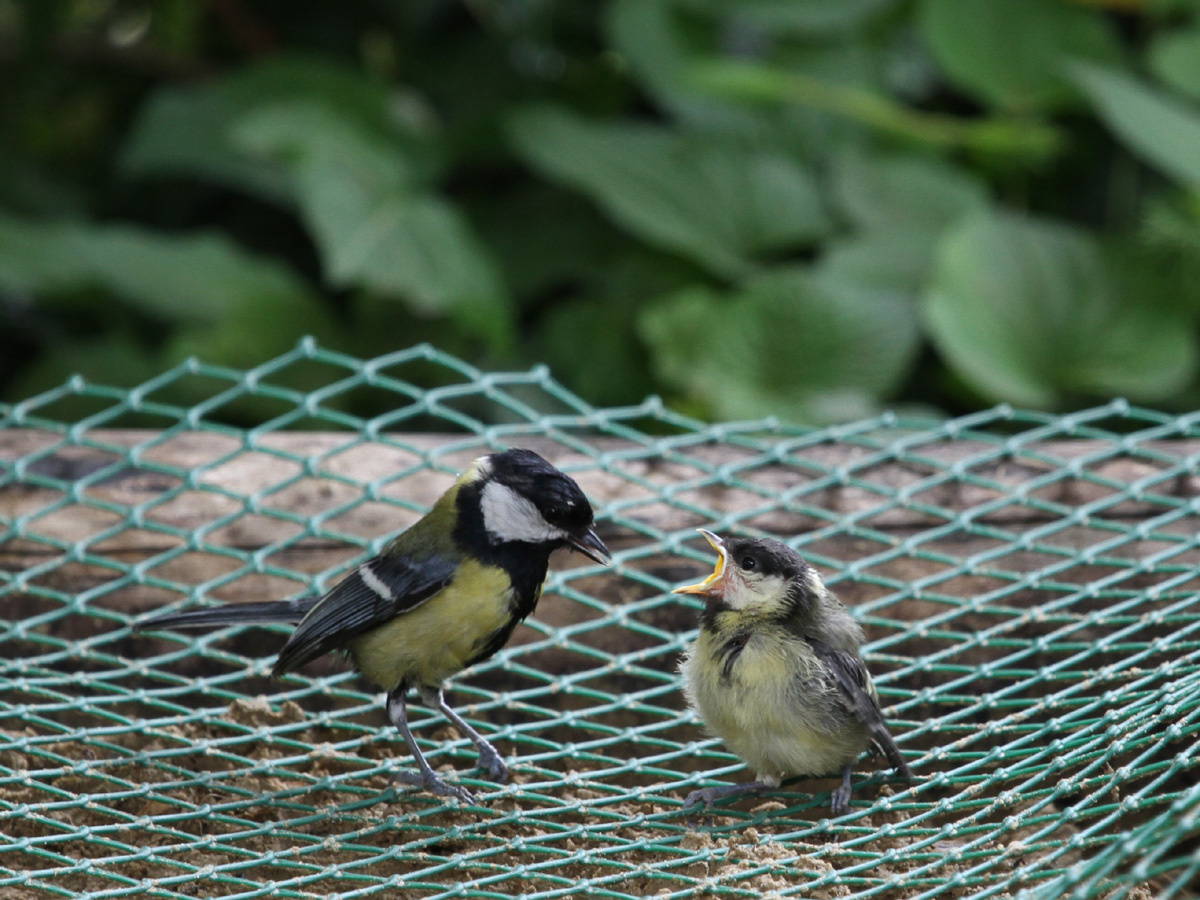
(830, 762, 854, 816)
(683, 779, 770, 811)
(386, 690, 474, 804)
(418, 687, 508, 784)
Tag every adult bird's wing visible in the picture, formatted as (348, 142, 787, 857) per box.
(273, 551, 458, 676)
(807, 637, 913, 781)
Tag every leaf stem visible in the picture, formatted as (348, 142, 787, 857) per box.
(689, 60, 1063, 162)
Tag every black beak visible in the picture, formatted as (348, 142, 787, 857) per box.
(567, 526, 611, 566)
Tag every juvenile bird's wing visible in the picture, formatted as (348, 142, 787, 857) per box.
(807, 637, 913, 781)
(273, 551, 458, 676)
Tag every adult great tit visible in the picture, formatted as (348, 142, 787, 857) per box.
(674, 531, 911, 816)
(138, 448, 610, 803)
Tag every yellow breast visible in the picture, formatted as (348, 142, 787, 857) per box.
(681, 627, 870, 780)
(346, 561, 522, 691)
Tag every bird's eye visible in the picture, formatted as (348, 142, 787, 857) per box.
(740, 555, 757, 571)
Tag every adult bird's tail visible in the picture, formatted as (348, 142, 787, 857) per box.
(136, 598, 317, 631)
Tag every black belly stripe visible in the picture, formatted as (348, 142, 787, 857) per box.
(451, 483, 555, 669)
(468, 581, 544, 668)
(466, 620, 520, 669)
(716, 630, 752, 681)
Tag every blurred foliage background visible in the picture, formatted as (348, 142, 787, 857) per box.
(3, 0, 1200, 426)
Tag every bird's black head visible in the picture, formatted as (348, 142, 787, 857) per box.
(675, 531, 824, 617)
(462, 449, 610, 564)
(724, 535, 812, 580)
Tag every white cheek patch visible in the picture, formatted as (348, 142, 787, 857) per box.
(480, 481, 565, 544)
(725, 572, 788, 610)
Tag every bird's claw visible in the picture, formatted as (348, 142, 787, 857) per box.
(476, 744, 509, 784)
(830, 784, 852, 817)
(394, 769, 475, 805)
(683, 788, 716, 811)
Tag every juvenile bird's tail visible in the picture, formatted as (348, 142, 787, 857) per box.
(873, 730, 914, 782)
(136, 598, 317, 631)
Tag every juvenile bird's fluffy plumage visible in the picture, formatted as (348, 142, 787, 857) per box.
(138, 448, 609, 804)
(675, 530, 911, 815)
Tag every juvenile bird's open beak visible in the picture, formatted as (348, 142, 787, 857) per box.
(568, 526, 611, 566)
(673, 529, 728, 599)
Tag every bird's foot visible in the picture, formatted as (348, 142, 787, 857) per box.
(394, 769, 475, 805)
(830, 783, 852, 817)
(683, 787, 718, 811)
(682, 779, 768, 814)
(831, 762, 855, 816)
(476, 741, 509, 784)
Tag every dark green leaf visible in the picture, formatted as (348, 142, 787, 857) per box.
(832, 152, 988, 234)
(230, 100, 421, 195)
(0, 215, 313, 324)
(822, 153, 988, 300)
(605, 0, 874, 154)
(919, 0, 1122, 112)
(676, 0, 901, 35)
(534, 294, 656, 408)
(923, 210, 1196, 407)
(121, 82, 294, 204)
(1070, 61, 1200, 192)
(165, 285, 342, 370)
(232, 102, 511, 348)
(639, 266, 920, 423)
(476, 186, 631, 309)
(120, 55, 433, 201)
(819, 232, 937, 296)
(327, 195, 510, 344)
(1150, 27, 1200, 102)
(509, 106, 830, 278)
(604, 0, 734, 130)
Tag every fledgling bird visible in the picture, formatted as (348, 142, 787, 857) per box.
(137, 448, 610, 803)
(674, 530, 911, 815)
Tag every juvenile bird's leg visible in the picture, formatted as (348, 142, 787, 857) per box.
(387, 690, 475, 804)
(684, 779, 771, 811)
(830, 762, 854, 816)
(418, 687, 508, 784)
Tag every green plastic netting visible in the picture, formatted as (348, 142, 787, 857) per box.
(3, 341, 1200, 900)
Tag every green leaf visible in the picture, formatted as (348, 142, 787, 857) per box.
(604, 0, 743, 132)
(605, 0, 874, 154)
(120, 55, 433, 201)
(639, 266, 920, 423)
(1150, 27, 1200, 102)
(1070, 61, 1200, 192)
(509, 106, 830, 278)
(819, 232, 938, 296)
(675, 0, 901, 35)
(165, 285, 342, 371)
(534, 294, 657, 408)
(231, 102, 510, 347)
(919, 0, 1122, 112)
(923, 210, 1196, 407)
(0, 215, 313, 324)
(331, 195, 510, 340)
(823, 153, 988, 299)
(230, 100, 421, 195)
(476, 185, 630, 309)
(1142, 199, 1200, 311)
(832, 152, 988, 234)
(120, 81, 294, 204)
